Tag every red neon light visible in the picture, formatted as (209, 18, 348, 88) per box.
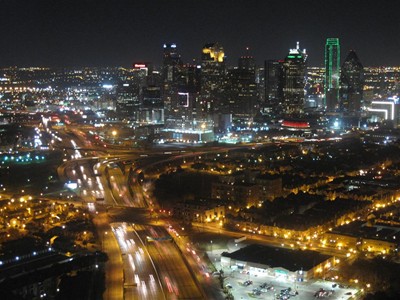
(282, 120, 310, 128)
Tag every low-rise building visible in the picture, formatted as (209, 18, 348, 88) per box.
(221, 244, 335, 282)
(323, 220, 400, 255)
(173, 200, 225, 223)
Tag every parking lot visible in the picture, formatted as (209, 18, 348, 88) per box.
(209, 250, 359, 300)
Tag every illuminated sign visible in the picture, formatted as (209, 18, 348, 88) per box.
(134, 63, 147, 68)
(369, 101, 395, 120)
(65, 182, 78, 189)
(178, 92, 189, 107)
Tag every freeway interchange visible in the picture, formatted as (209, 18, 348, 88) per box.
(56, 127, 222, 300)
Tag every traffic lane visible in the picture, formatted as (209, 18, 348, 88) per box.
(179, 239, 225, 300)
(139, 226, 203, 300)
(150, 226, 203, 299)
(108, 168, 131, 206)
(112, 223, 165, 300)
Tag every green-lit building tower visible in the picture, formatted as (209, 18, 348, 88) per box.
(324, 38, 340, 111)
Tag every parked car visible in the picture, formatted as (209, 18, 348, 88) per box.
(243, 280, 253, 286)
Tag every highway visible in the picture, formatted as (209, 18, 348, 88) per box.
(54, 127, 207, 299)
(138, 225, 203, 300)
(111, 222, 165, 300)
(93, 209, 124, 300)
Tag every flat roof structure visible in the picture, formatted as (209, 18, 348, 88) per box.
(222, 244, 331, 272)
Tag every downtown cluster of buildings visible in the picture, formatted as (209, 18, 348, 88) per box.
(1, 39, 400, 143)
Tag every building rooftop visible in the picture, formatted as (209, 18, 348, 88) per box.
(222, 244, 331, 272)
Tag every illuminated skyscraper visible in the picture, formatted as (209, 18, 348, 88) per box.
(200, 42, 226, 116)
(162, 43, 182, 121)
(281, 42, 307, 114)
(162, 43, 201, 129)
(324, 38, 340, 111)
(340, 50, 364, 113)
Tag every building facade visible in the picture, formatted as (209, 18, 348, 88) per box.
(281, 42, 307, 115)
(324, 38, 341, 111)
(340, 50, 364, 114)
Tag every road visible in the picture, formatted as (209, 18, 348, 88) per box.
(53, 125, 260, 300)
(192, 222, 348, 258)
(93, 209, 124, 300)
(111, 222, 165, 300)
(138, 225, 203, 300)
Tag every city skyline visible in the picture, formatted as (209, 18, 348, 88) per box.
(1, 0, 399, 67)
(3, 1, 400, 300)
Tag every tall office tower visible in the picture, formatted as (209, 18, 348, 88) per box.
(324, 38, 341, 111)
(265, 60, 283, 107)
(256, 66, 265, 105)
(306, 66, 325, 109)
(340, 50, 364, 114)
(162, 43, 182, 82)
(238, 48, 256, 71)
(225, 52, 258, 120)
(166, 63, 201, 129)
(116, 83, 140, 119)
(281, 42, 307, 115)
(139, 86, 163, 124)
(162, 43, 182, 121)
(200, 42, 226, 117)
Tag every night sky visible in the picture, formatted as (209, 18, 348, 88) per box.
(1, 0, 399, 67)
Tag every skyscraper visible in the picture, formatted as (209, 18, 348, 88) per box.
(281, 42, 307, 115)
(162, 43, 182, 83)
(324, 38, 340, 111)
(162, 43, 182, 121)
(238, 48, 256, 71)
(264, 59, 283, 106)
(168, 63, 201, 128)
(200, 43, 226, 116)
(116, 83, 140, 118)
(340, 50, 364, 113)
(225, 51, 258, 120)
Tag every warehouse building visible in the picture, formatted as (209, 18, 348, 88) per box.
(221, 244, 335, 282)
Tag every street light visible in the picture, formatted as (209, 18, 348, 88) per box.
(111, 130, 117, 144)
(210, 240, 213, 253)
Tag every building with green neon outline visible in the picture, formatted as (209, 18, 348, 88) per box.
(324, 38, 340, 111)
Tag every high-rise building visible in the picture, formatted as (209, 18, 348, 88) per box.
(166, 64, 201, 129)
(116, 83, 140, 118)
(162, 43, 182, 121)
(238, 49, 256, 71)
(225, 52, 258, 120)
(264, 59, 283, 106)
(281, 42, 307, 115)
(139, 86, 163, 124)
(162, 43, 182, 83)
(306, 67, 325, 109)
(340, 50, 364, 113)
(200, 43, 226, 116)
(324, 38, 340, 111)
